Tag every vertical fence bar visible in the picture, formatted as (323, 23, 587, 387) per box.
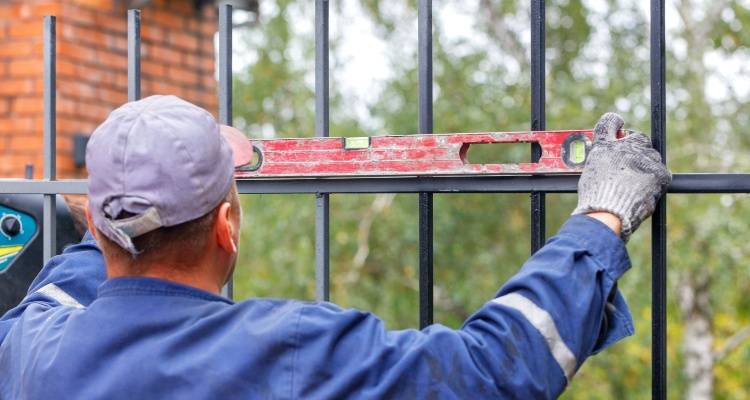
(650, 0, 667, 398)
(315, 0, 331, 301)
(219, 3, 234, 299)
(418, 0, 433, 329)
(42, 16, 56, 263)
(127, 10, 141, 101)
(530, 0, 545, 254)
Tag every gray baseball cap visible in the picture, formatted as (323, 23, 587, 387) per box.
(86, 95, 252, 254)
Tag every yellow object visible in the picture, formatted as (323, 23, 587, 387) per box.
(0, 245, 23, 260)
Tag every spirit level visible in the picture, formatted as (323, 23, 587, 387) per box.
(235, 130, 625, 178)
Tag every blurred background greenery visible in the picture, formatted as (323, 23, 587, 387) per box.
(229, 1, 750, 398)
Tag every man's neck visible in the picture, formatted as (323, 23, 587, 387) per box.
(107, 263, 222, 295)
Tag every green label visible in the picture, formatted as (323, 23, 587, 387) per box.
(344, 137, 370, 150)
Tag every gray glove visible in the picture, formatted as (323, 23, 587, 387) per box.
(572, 113, 672, 242)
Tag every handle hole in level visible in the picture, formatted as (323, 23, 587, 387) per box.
(462, 142, 533, 164)
(237, 145, 263, 172)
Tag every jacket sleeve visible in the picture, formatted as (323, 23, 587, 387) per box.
(292, 215, 633, 399)
(0, 232, 106, 340)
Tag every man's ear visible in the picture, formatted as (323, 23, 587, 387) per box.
(215, 202, 237, 254)
(84, 202, 98, 241)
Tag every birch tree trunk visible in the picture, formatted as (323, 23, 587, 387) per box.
(677, 273, 714, 400)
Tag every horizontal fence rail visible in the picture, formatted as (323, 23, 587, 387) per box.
(3, 174, 750, 195)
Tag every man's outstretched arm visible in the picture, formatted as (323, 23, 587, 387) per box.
(292, 213, 629, 399)
(291, 113, 671, 399)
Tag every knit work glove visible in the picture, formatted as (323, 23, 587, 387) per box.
(572, 113, 672, 242)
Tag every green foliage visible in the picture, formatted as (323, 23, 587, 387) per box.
(231, 0, 750, 397)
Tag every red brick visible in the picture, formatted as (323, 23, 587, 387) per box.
(60, 4, 96, 27)
(61, 24, 106, 47)
(93, 13, 126, 35)
(153, 9, 184, 30)
(167, 1, 194, 15)
(75, 63, 106, 84)
(58, 41, 97, 64)
(18, 3, 62, 19)
(186, 88, 216, 106)
(142, 59, 167, 78)
(76, 101, 112, 121)
(0, 5, 16, 20)
(8, 60, 43, 78)
(200, 21, 216, 37)
(12, 97, 43, 114)
(0, 79, 34, 96)
(150, 80, 186, 97)
(112, 74, 128, 90)
(59, 80, 97, 100)
(106, 36, 127, 53)
(182, 53, 202, 70)
(168, 31, 199, 52)
(98, 86, 126, 104)
(8, 134, 41, 152)
(201, 56, 214, 73)
(202, 5, 216, 19)
(8, 22, 42, 39)
(150, 45, 182, 65)
(56, 97, 77, 116)
(0, 99, 9, 114)
(141, 24, 164, 44)
(185, 18, 202, 33)
(71, 0, 110, 8)
(0, 41, 40, 58)
(58, 117, 97, 134)
(0, 154, 42, 178)
(96, 49, 127, 70)
(0, 116, 35, 133)
(168, 66, 199, 86)
(201, 74, 216, 89)
(57, 59, 77, 77)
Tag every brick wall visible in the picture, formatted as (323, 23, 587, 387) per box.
(0, 0, 218, 178)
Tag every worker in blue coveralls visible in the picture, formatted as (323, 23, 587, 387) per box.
(0, 95, 670, 399)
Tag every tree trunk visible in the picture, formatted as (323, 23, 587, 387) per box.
(677, 273, 714, 400)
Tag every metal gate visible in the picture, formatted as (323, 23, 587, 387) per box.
(2, 1, 750, 398)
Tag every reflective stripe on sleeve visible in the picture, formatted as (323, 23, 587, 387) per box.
(36, 283, 84, 309)
(492, 293, 576, 382)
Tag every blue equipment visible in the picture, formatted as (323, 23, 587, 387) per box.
(0, 195, 82, 313)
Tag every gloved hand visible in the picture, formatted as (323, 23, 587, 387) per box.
(572, 113, 672, 242)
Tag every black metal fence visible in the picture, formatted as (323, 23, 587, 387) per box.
(2, 1, 750, 398)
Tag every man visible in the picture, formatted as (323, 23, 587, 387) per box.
(0, 95, 670, 399)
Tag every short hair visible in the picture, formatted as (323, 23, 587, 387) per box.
(96, 185, 239, 274)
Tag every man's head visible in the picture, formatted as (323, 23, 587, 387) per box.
(84, 95, 253, 293)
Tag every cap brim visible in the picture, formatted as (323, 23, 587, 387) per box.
(219, 125, 254, 168)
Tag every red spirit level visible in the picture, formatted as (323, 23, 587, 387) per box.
(235, 130, 625, 178)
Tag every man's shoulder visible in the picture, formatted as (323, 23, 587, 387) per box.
(232, 298, 370, 326)
(1, 300, 78, 345)
(234, 298, 358, 314)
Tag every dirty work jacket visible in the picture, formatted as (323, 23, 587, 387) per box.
(0, 215, 633, 399)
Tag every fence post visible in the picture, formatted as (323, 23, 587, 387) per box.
(418, 0, 434, 329)
(650, 0, 667, 398)
(219, 3, 234, 299)
(530, 0, 546, 254)
(42, 16, 56, 263)
(315, 0, 331, 302)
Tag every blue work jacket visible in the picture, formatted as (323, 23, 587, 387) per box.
(0, 215, 633, 399)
